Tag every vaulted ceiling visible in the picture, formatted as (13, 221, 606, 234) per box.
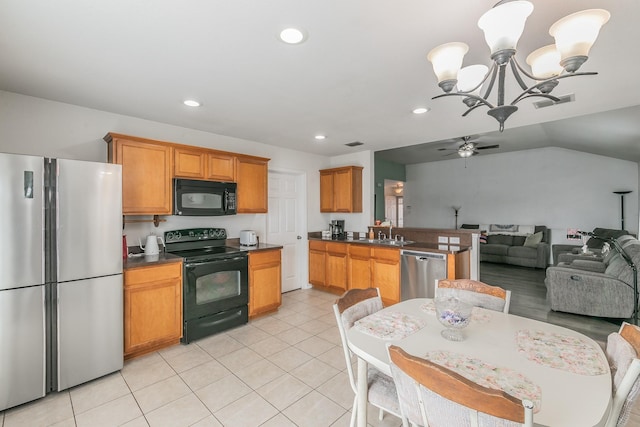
(1, 1, 638, 161)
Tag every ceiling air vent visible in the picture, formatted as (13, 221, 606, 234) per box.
(533, 93, 575, 109)
(345, 141, 364, 147)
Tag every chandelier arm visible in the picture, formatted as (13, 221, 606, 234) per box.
(510, 72, 598, 105)
(510, 60, 533, 92)
(432, 92, 495, 109)
(462, 104, 486, 117)
(512, 93, 561, 105)
(480, 63, 499, 101)
(497, 64, 507, 106)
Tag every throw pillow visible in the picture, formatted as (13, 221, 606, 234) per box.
(524, 231, 543, 247)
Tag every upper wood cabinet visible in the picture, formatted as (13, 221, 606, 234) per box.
(104, 132, 269, 215)
(319, 166, 363, 213)
(207, 152, 236, 182)
(104, 133, 173, 215)
(236, 155, 268, 213)
(174, 147, 207, 179)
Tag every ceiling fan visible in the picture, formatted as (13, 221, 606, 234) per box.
(437, 136, 500, 158)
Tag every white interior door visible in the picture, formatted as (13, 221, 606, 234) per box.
(267, 171, 305, 293)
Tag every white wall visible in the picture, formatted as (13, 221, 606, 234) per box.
(0, 91, 373, 248)
(404, 147, 639, 248)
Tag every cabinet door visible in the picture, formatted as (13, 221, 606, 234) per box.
(113, 138, 172, 215)
(348, 245, 371, 290)
(309, 241, 326, 286)
(319, 171, 334, 212)
(333, 169, 354, 212)
(371, 248, 400, 306)
(249, 250, 282, 318)
(207, 153, 236, 182)
(174, 147, 206, 179)
(236, 156, 268, 213)
(326, 243, 348, 292)
(124, 262, 182, 359)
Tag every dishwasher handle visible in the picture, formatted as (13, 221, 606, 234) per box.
(401, 250, 446, 261)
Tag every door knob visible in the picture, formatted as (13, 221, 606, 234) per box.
(297, 235, 302, 239)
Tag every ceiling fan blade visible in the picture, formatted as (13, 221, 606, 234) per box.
(475, 144, 500, 150)
(443, 152, 459, 157)
(437, 148, 458, 151)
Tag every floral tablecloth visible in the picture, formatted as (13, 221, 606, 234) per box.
(354, 311, 427, 340)
(515, 330, 608, 375)
(425, 350, 542, 412)
(420, 301, 492, 324)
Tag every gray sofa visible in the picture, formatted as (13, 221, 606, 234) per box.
(545, 235, 639, 318)
(463, 225, 550, 269)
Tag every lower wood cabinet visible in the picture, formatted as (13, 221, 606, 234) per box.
(124, 261, 183, 360)
(249, 249, 282, 318)
(348, 245, 371, 290)
(309, 240, 327, 287)
(371, 247, 401, 306)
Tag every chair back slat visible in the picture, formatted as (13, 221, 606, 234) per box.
(335, 287, 379, 314)
(388, 345, 529, 425)
(438, 279, 507, 299)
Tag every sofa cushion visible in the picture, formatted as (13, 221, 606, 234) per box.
(524, 231, 543, 247)
(486, 234, 514, 245)
(588, 228, 631, 249)
(508, 245, 538, 258)
(481, 244, 510, 256)
(513, 235, 526, 246)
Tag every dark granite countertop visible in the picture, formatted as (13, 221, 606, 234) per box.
(225, 238, 283, 252)
(123, 252, 183, 270)
(307, 234, 470, 255)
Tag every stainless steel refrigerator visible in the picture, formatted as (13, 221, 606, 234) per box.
(0, 153, 123, 412)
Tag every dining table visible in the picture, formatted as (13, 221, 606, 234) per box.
(346, 298, 613, 427)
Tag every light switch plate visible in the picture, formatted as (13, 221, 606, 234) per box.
(438, 236, 448, 243)
(450, 237, 460, 244)
(438, 244, 449, 250)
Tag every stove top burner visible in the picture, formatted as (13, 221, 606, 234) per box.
(169, 245, 246, 261)
(164, 227, 246, 261)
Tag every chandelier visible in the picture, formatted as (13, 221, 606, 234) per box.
(427, 1, 610, 131)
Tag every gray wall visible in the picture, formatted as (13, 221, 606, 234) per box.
(403, 147, 639, 247)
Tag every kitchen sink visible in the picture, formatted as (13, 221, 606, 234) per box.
(364, 239, 415, 246)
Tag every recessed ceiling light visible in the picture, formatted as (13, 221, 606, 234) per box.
(314, 135, 326, 140)
(412, 107, 430, 114)
(279, 28, 307, 44)
(184, 100, 200, 107)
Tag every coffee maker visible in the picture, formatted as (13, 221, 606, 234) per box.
(329, 220, 345, 239)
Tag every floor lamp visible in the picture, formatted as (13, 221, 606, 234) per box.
(613, 190, 632, 230)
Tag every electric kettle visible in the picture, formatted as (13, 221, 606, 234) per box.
(139, 234, 164, 256)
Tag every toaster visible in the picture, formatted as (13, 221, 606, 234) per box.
(239, 230, 258, 246)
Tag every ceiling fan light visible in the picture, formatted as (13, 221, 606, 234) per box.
(526, 45, 563, 79)
(457, 64, 489, 94)
(458, 149, 473, 158)
(427, 42, 469, 92)
(549, 9, 610, 72)
(478, 1, 534, 55)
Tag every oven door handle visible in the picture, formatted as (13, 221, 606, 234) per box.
(185, 257, 247, 268)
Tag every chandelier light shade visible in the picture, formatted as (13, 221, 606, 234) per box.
(549, 9, 610, 72)
(427, 42, 469, 93)
(427, 1, 609, 132)
(477, 1, 534, 57)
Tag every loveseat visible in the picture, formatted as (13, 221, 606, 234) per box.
(462, 224, 550, 269)
(545, 234, 640, 318)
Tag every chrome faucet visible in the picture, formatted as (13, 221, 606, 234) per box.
(389, 222, 393, 240)
(378, 231, 386, 240)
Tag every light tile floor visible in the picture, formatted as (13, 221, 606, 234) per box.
(0, 289, 403, 427)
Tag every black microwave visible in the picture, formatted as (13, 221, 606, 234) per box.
(174, 179, 237, 216)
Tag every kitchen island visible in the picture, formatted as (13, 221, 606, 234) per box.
(308, 229, 472, 306)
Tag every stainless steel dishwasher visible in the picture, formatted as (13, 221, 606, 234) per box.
(400, 250, 447, 300)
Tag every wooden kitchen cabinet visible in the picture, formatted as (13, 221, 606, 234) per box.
(325, 242, 348, 292)
(348, 244, 371, 290)
(236, 155, 269, 213)
(249, 249, 282, 318)
(207, 152, 236, 182)
(104, 133, 173, 215)
(319, 166, 363, 213)
(174, 147, 207, 179)
(123, 261, 183, 360)
(309, 240, 326, 287)
(371, 247, 400, 306)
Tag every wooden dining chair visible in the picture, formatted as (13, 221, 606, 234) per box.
(333, 288, 403, 427)
(436, 278, 511, 314)
(388, 345, 534, 427)
(604, 322, 640, 427)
